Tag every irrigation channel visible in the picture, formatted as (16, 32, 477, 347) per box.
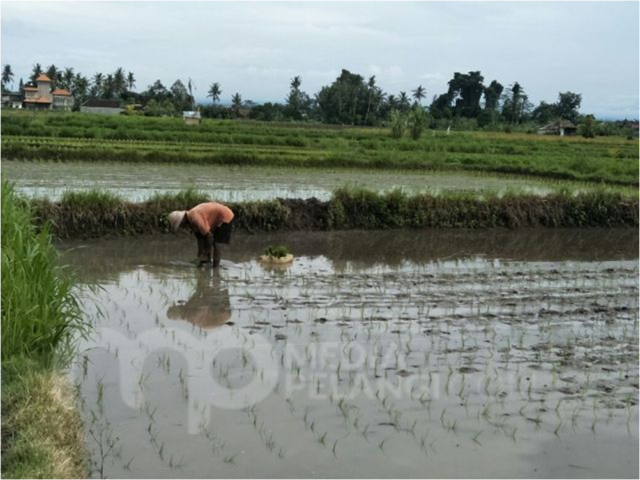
(61, 229, 639, 478)
(3, 160, 609, 202)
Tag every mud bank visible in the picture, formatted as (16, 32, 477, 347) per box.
(32, 188, 639, 238)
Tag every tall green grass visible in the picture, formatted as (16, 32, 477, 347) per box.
(1, 181, 85, 365)
(2, 181, 88, 477)
(29, 186, 639, 238)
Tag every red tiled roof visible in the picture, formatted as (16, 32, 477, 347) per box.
(36, 74, 51, 82)
(23, 86, 38, 91)
(23, 96, 53, 104)
(51, 89, 72, 96)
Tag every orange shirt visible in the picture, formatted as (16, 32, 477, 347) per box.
(186, 202, 234, 236)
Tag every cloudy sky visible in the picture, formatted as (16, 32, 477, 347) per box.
(1, 1, 638, 118)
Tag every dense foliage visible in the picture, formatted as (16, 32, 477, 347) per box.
(4, 62, 637, 131)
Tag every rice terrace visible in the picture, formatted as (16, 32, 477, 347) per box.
(1, 2, 639, 480)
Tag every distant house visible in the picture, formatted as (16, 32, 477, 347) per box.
(23, 74, 74, 111)
(538, 120, 577, 137)
(183, 111, 201, 125)
(1, 91, 23, 109)
(81, 99, 123, 115)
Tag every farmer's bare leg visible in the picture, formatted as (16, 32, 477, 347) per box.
(213, 242, 221, 268)
(202, 232, 214, 264)
(196, 234, 205, 260)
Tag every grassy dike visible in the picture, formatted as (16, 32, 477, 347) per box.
(30, 187, 639, 239)
(1, 182, 88, 478)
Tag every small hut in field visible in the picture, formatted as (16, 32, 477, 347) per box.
(538, 120, 577, 137)
(183, 111, 201, 125)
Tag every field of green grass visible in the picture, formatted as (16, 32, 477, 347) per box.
(2, 111, 638, 186)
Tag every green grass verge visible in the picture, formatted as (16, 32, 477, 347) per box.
(1, 181, 88, 478)
(30, 186, 639, 239)
(1, 360, 87, 479)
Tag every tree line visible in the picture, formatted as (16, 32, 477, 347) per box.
(1, 62, 631, 134)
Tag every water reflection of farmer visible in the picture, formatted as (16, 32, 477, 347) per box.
(166, 270, 232, 329)
(168, 202, 234, 267)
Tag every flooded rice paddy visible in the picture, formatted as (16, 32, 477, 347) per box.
(61, 229, 639, 478)
(6, 161, 576, 201)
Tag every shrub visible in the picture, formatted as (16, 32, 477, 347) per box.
(408, 108, 427, 140)
(390, 110, 406, 139)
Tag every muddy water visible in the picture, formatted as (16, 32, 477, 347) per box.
(6, 160, 574, 201)
(61, 230, 639, 478)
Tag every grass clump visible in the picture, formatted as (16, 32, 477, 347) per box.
(1, 181, 88, 478)
(1, 182, 85, 362)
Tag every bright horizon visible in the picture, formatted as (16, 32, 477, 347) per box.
(1, 1, 638, 119)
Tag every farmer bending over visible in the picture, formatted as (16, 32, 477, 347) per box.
(168, 202, 234, 267)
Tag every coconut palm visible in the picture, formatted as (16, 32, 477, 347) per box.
(231, 92, 242, 116)
(73, 74, 89, 97)
(45, 64, 60, 88)
(208, 82, 222, 104)
(2, 64, 14, 90)
(399, 91, 410, 112)
(187, 78, 196, 109)
(412, 85, 426, 105)
(113, 68, 126, 97)
(61, 67, 75, 91)
(364, 75, 376, 124)
(387, 94, 397, 110)
(290, 76, 302, 90)
(127, 71, 136, 91)
(29, 63, 43, 84)
(103, 74, 115, 99)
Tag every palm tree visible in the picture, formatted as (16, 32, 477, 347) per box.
(2, 64, 14, 90)
(127, 71, 136, 91)
(73, 74, 89, 97)
(387, 94, 397, 110)
(187, 78, 196, 109)
(364, 75, 376, 124)
(208, 82, 222, 104)
(399, 91, 410, 112)
(231, 92, 242, 116)
(412, 85, 426, 105)
(45, 64, 60, 88)
(92, 72, 104, 97)
(113, 68, 126, 97)
(29, 63, 43, 84)
(290, 76, 302, 90)
(62, 67, 75, 91)
(103, 74, 115, 99)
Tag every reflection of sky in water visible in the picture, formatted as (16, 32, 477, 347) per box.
(3, 160, 566, 201)
(70, 240, 639, 479)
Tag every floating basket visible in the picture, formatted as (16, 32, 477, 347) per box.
(259, 254, 294, 264)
